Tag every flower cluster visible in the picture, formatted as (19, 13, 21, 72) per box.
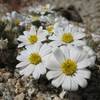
(16, 4, 96, 91)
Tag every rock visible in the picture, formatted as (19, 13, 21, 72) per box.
(68, 92, 82, 100)
(3, 88, 13, 100)
(15, 80, 25, 94)
(3, 72, 12, 81)
(36, 92, 45, 100)
(53, 96, 61, 100)
(14, 93, 25, 100)
(8, 79, 16, 86)
(0, 83, 5, 96)
(28, 88, 35, 97)
(59, 90, 66, 99)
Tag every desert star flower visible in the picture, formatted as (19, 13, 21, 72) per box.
(46, 25, 54, 35)
(16, 43, 52, 79)
(49, 23, 86, 47)
(17, 26, 47, 47)
(34, 4, 54, 15)
(2, 11, 25, 25)
(46, 46, 94, 91)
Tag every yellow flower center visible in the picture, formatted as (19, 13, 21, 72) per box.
(28, 53, 42, 65)
(46, 25, 53, 33)
(32, 15, 39, 21)
(28, 35, 38, 44)
(43, 5, 49, 12)
(15, 19, 20, 25)
(61, 33, 73, 43)
(61, 59, 77, 75)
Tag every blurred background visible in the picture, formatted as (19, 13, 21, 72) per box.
(0, 0, 100, 33)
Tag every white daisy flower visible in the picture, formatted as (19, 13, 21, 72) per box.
(49, 23, 86, 47)
(2, 11, 25, 25)
(41, 4, 54, 15)
(46, 46, 94, 91)
(17, 25, 47, 47)
(40, 14, 55, 24)
(26, 14, 54, 24)
(19, 15, 35, 26)
(29, 4, 54, 15)
(16, 43, 52, 79)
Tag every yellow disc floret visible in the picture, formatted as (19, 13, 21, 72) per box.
(46, 25, 53, 33)
(32, 15, 39, 21)
(61, 59, 77, 75)
(61, 33, 73, 43)
(28, 53, 42, 65)
(28, 35, 38, 44)
(15, 19, 20, 25)
(43, 4, 49, 12)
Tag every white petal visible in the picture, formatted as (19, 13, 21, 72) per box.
(72, 40, 86, 46)
(54, 27, 63, 35)
(18, 43, 24, 48)
(32, 66, 40, 79)
(38, 32, 47, 41)
(77, 50, 88, 62)
(46, 54, 60, 70)
(49, 41, 62, 47)
(26, 42, 42, 53)
(73, 74, 88, 88)
(23, 31, 29, 36)
(46, 71, 62, 80)
(60, 46, 70, 59)
(62, 76, 71, 90)
(49, 35, 59, 41)
(73, 33, 85, 40)
(69, 46, 81, 62)
(37, 63, 46, 75)
(77, 58, 92, 69)
(17, 50, 30, 61)
(83, 46, 95, 56)
(17, 35, 26, 42)
(70, 77, 78, 91)
(16, 61, 29, 68)
(20, 64, 35, 76)
(20, 49, 30, 56)
(35, 42, 42, 52)
(40, 44, 52, 57)
(37, 27, 47, 41)
(52, 74, 65, 88)
(64, 24, 72, 33)
(16, 55, 27, 62)
(89, 56, 96, 67)
(69, 26, 78, 33)
(29, 26, 36, 35)
(37, 26, 43, 33)
(53, 48, 65, 64)
(77, 69, 91, 79)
